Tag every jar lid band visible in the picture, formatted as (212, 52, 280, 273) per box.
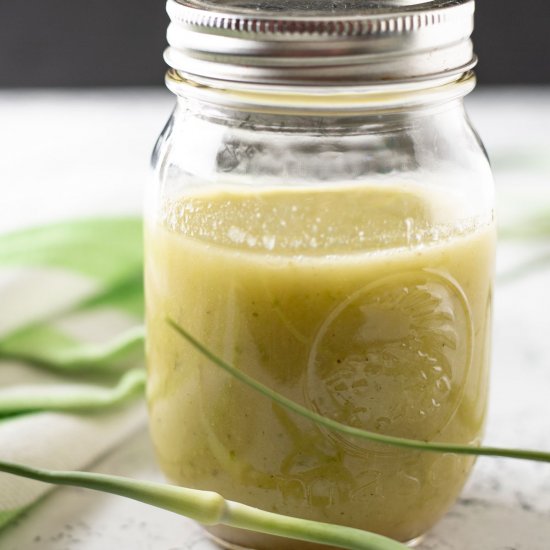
(165, 0, 476, 86)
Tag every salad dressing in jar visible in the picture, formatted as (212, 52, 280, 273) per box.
(146, 1, 495, 547)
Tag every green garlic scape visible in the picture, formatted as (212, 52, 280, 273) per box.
(166, 318, 550, 464)
(0, 461, 406, 550)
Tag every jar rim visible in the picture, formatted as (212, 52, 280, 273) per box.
(166, 69, 476, 115)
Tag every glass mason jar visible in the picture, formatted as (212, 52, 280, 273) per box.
(146, 0, 495, 547)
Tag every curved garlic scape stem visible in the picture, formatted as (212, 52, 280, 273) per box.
(0, 461, 405, 550)
(166, 318, 550, 464)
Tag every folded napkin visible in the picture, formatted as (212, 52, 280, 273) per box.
(0, 219, 146, 529)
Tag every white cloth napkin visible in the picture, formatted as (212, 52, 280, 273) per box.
(0, 219, 146, 529)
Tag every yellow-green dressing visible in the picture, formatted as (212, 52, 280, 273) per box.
(146, 184, 495, 547)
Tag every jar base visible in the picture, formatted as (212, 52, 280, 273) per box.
(204, 526, 424, 550)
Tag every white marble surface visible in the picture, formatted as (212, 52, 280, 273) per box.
(0, 88, 550, 550)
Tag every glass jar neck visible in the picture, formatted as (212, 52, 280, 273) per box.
(166, 70, 476, 117)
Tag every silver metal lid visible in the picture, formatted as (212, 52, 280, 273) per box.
(165, 0, 476, 86)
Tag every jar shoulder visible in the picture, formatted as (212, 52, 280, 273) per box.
(152, 101, 494, 220)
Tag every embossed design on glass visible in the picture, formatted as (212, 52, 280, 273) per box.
(306, 270, 474, 452)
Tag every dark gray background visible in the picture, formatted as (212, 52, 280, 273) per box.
(0, 0, 549, 87)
